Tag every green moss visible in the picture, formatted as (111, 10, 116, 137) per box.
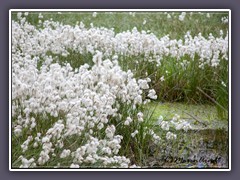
(145, 102, 219, 122)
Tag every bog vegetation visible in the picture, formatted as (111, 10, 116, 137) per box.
(11, 11, 229, 168)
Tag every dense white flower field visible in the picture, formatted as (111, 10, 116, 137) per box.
(12, 16, 228, 68)
(11, 12, 229, 168)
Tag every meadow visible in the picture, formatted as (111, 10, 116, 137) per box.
(11, 11, 229, 169)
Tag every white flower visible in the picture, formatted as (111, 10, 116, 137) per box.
(131, 130, 138, 138)
(175, 123, 183, 130)
(166, 131, 177, 140)
(153, 134, 161, 144)
(127, 117, 132, 122)
(160, 76, 165, 81)
(20, 157, 35, 168)
(157, 115, 163, 124)
(172, 114, 180, 121)
(160, 121, 169, 131)
(92, 12, 97, 18)
(137, 112, 144, 122)
(60, 149, 71, 158)
(129, 12, 136, 17)
(130, 164, 141, 168)
(30, 122, 36, 129)
(143, 19, 147, 25)
(33, 142, 38, 148)
(124, 120, 130, 126)
(92, 51, 103, 66)
(221, 16, 228, 24)
(70, 164, 79, 168)
(148, 89, 157, 99)
(179, 12, 186, 21)
(105, 125, 116, 139)
(14, 125, 22, 136)
(17, 12, 22, 19)
(97, 123, 104, 130)
(221, 81, 227, 87)
(42, 137, 50, 143)
(138, 79, 149, 89)
(21, 136, 33, 152)
(38, 13, 43, 19)
(182, 122, 192, 131)
(24, 12, 29, 16)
